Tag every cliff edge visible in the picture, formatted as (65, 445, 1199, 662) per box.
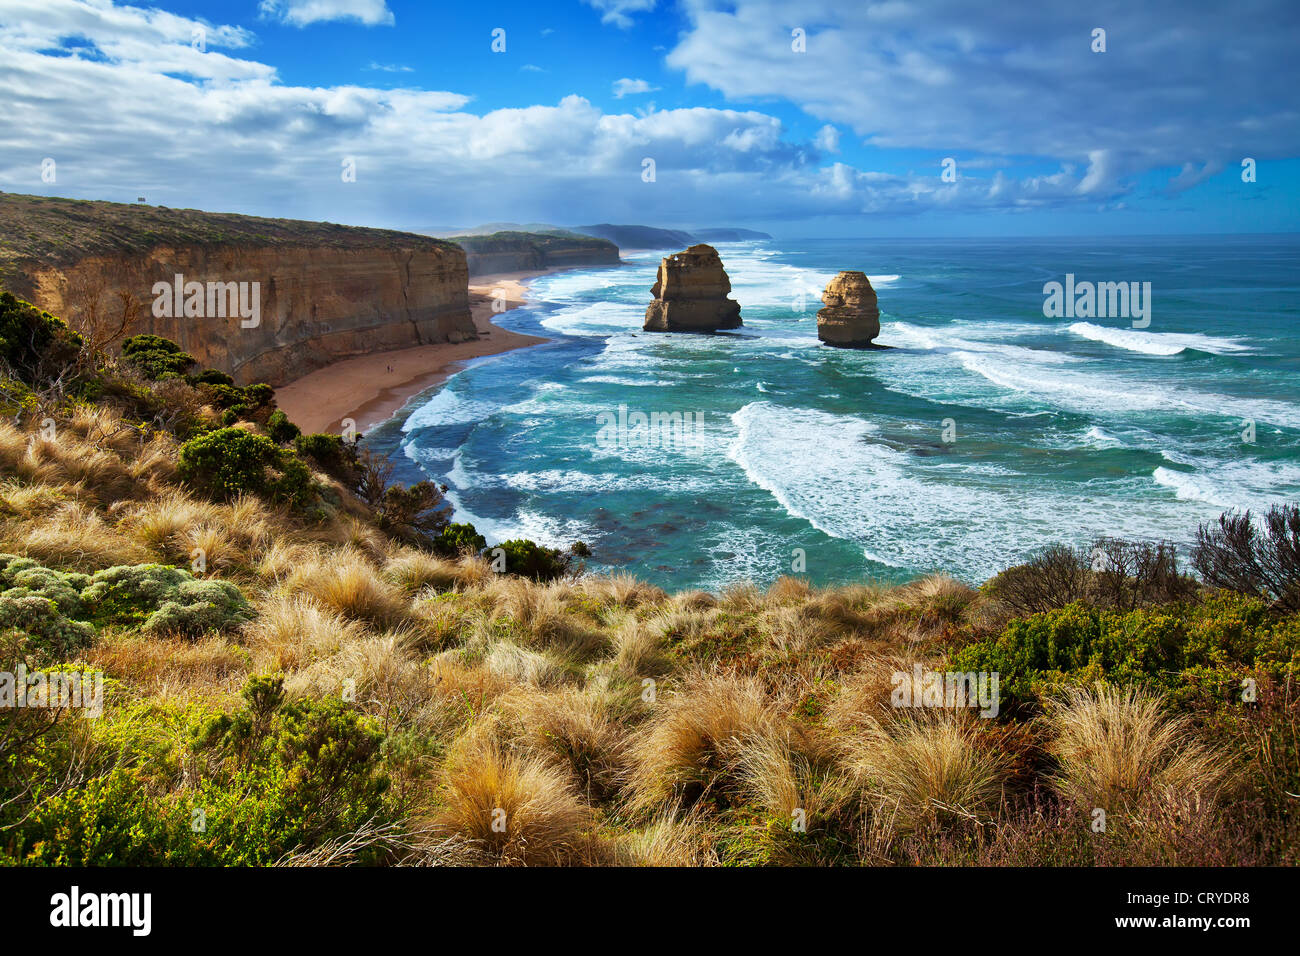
(0, 193, 477, 386)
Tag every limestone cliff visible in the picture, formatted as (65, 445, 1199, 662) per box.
(449, 231, 619, 277)
(0, 193, 477, 386)
(643, 244, 742, 333)
(816, 271, 881, 348)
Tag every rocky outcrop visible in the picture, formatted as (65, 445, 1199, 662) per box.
(816, 271, 881, 348)
(643, 244, 742, 333)
(0, 193, 477, 386)
(450, 231, 619, 277)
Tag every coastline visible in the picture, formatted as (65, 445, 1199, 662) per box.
(274, 270, 553, 435)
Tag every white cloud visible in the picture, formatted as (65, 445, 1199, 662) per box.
(259, 0, 394, 28)
(581, 0, 657, 29)
(666, 0, 1300, 189)
(366, 62, 412, 73)
(813, 124, 840, 153)
(612, 77, 658, 98)
(0, 0, 1205, 231)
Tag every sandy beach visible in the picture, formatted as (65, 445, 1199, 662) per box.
(274, 271, 551, 435)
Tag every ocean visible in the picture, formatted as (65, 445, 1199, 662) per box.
(365, 235, 1300, 592)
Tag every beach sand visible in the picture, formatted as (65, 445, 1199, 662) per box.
(274, 271, 550, 435)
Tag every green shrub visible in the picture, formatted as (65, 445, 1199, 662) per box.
(16, 677, 392, 865)
(433, 522, 487, 557)
(190, 368, 234, 387)
(0, 292, 83, 383)
(202, 382, 247, 410)
(178, 426, 312, 504)
(951, 593, 1300, 709)
(0, 596, 95, 662)
(242, 383, 274, 409)
(80, 564, 252, 636)
(121, 333, 195, 380)
(294, 432, 356, 480)
(0, 554, 90, 617)
(490, 539, 573, 582)
(266, 409, 301, 444)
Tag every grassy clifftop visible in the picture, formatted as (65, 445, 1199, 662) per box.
(0, 192, 463, 288)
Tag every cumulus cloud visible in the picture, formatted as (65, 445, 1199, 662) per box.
(612, 77, 659, 98)
(813, 124, 840, 153)
(666, 0, 1300, 186)
(259, 0, 394, 28)
(0, 0, 1238, 231)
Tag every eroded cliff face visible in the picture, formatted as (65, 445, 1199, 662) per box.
(17, 242, 476, 386)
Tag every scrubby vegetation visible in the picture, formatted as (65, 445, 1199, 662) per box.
(1, 291, 1297, 867)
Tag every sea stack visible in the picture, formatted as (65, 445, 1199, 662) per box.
(816, 271, 881, 348)
(643, 244, 742, 333)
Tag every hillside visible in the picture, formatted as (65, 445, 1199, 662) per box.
(573, 223, 696, 250)
(448, 230, 620, 276)
(0, 291, 1296, 867)
(0, 193, 475, 386)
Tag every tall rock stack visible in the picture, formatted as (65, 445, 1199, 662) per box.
(816, 271, 881, 348)
(643, 244, 742, 333)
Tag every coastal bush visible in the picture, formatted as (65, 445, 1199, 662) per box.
(242, 383, 274, 408)
(0, 554, 91, 616)
(79, 563, 252, 636)
(178, 426, 313, 504)
(266, 409, 300, 444)
(295, 432, 356, 480)
(986, 544, 1090, 615)
(433, 522, 487, 557)
(121, 333, 195, 380)
(0, 291, 84, 383)
(190, 368, 235, 387)
(1194, 504, 1300, 612)
(950, 593, 1299, 708)
(0, 596, 95, 662)
(491, 538, 575, 582)
(988, 538, 1193, 617)
(16, 676, 392, 865)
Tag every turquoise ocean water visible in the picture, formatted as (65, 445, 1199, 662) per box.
(366, 236, 1300, 591)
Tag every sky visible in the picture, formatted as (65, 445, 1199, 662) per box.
(0, 0, 1297, 238)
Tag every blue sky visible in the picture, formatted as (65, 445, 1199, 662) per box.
(1, 0, 1297, 237)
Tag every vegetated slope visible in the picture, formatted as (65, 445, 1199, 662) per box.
(0, 290, 1297, 867)
(447, 230, 620, 276)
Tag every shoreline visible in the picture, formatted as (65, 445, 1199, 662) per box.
(274, 269, 555, 435)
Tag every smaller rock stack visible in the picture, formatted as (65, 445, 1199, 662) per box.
(816, 271, 881, 348)
(643, 244, 742, 333)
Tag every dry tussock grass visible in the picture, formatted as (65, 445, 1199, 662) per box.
(626, 670, 783, 814)
(245, 594, 365, 672)
(85, 632, 250, 701)
(288, 549, 408, 628)
(433, 731, 593, 865)
(1046, 684, 1231, 812)
(501, 686, 633, 801)
(845, 709, 1009, 834)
